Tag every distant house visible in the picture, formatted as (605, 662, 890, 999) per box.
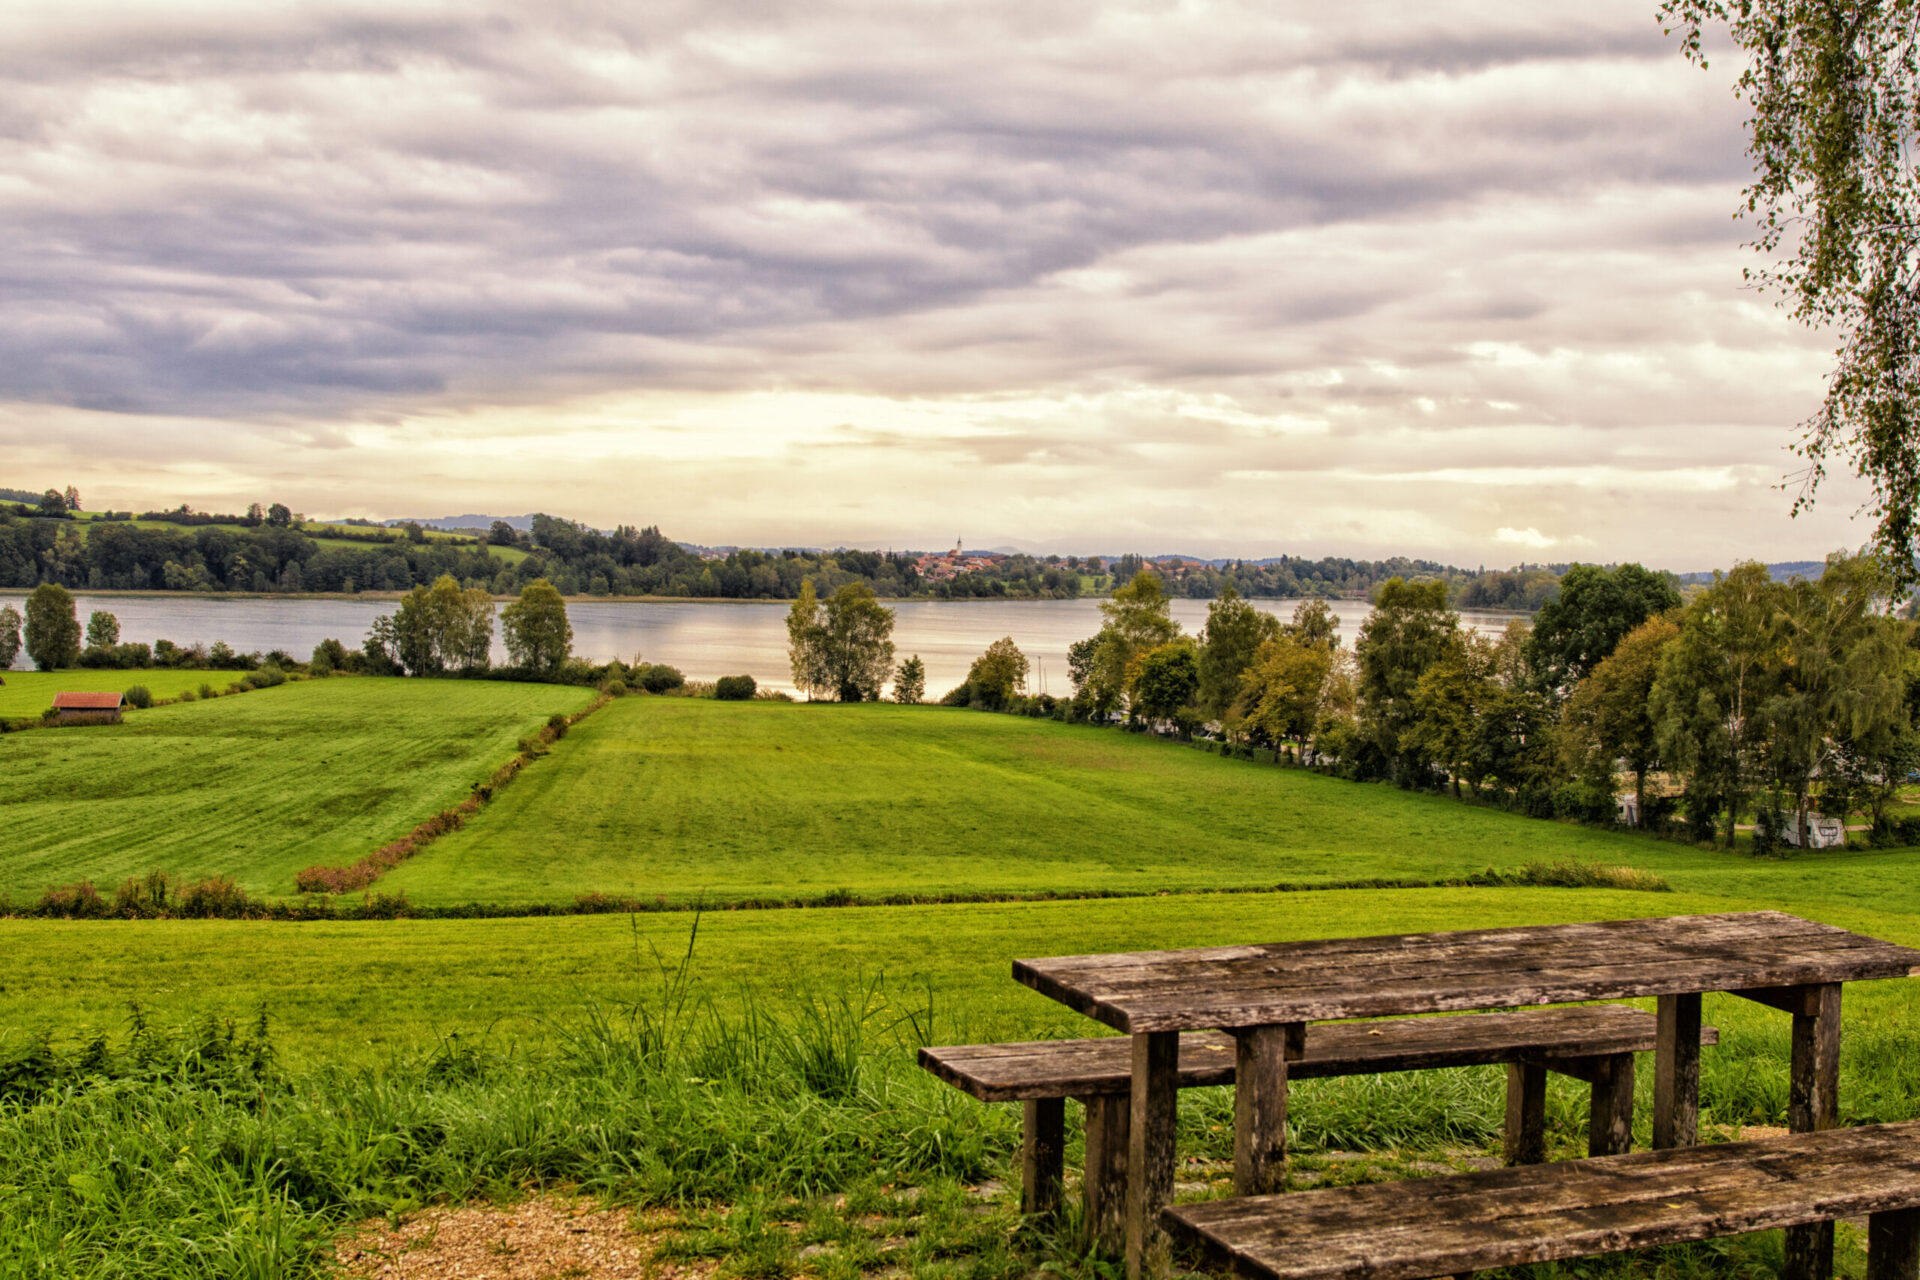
(52, 691, 125, 723)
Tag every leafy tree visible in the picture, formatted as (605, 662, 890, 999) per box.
(965, 637, 1029, 710)
(1406, 634, 1499, 798)
(24, 583, 80, 670)
(85, 610, 119, 650)
(789, 578, 895, 701)
(1198, 584, 1281, 719)
(1234, 633, 1333, 754)
(310, 637, 350, 673)
(1527, 563, 1680, 693)
(786, 579, 830, 699)
(893, 655, 926, 704)
(1286, 597, 1340, 650)
(1661, 3, 1920, 584)
(1562, 615, 1682, 825)
(1354, 577, 1460, 782)
(501, 578, 572, 676)
(488, 520, 519, 546)
(246, 502, 265, 525)
(265, 503, 292, 528)
(429, 574, 496, 671)
(1762, 554, 1910, 843)
(37, 489, 65, 517)
(63, 485, 80, 512)
(0, 604, 21, 669)
(1650, 562, 1787, 847)
(1830, 628, 1920, 832)
(818, 582, 896, 702)
(1083, 570, 1181, 718)
(1133, 639, 1201, 730)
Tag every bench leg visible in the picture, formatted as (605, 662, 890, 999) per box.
(1234, 1024, 1295, 1195)
(1653, 993, 1701, 1149)
(1786, 983, 1843, 1280)
(1869, 1207, 1920, 1280)
(1022, 1097, 1065, 1218)
(1503, 1061, 1547, 1165)
(1126, 1030, 1179, 1280)
(1083, 1093, 1129, 1255)
(1587, 1052, 1634, 1157)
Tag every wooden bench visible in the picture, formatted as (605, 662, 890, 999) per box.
(1164, 1120, 1920, 1280)
(920, 1004, 1718, 1245)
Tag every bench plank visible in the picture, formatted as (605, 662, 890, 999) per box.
(1165, 1121, 1920, 1280)
(920, 1005, 1717, 1102)
(1014, 912, 1920, 1032)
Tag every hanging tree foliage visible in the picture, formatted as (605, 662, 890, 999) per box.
(1662, 1, 1920, 584)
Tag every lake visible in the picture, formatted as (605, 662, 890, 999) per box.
(0, 593, 1525, 697)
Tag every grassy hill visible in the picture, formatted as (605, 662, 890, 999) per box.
(0, 677, 591, 900)
(380, 697, 1855, 908)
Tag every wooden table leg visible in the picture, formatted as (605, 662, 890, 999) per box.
(1653, 993, 1701, 1149)
(1868, 1207, 1920, 1280)
(1587, 1052, 1635, 1157)
(1084, 1093, 1128, 1255)
(1503, 1061, 1547, 1165)
(1785, 983, 1843, 1280)
(1126, 1030, 1178, 1280)
(1022, 1097, 1065, 1218)
(1233, 1023, 1297, 1194)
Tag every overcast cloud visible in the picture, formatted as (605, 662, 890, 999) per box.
(0, 0, 1871, 567)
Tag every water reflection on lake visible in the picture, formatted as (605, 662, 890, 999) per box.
(1, 593, 1525, 697)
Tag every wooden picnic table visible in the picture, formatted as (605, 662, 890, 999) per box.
(1014, 910, 1920, 1280)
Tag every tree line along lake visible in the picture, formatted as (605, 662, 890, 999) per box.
(0, 593, 1528, 696)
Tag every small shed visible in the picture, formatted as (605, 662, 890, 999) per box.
(52, 691, 126, 723)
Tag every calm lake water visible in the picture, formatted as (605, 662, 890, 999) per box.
(0, 593, 1525, 696)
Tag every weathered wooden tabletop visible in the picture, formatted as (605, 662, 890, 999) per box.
(1013, 911, 1920, 1033)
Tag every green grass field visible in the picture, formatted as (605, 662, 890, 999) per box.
(0, 668, 219, 717)
(8, 692, 1920, 1279)
(0, 677, 591, 901)
(378, 698, 1699, 906)
(381, 697, 1920, 911)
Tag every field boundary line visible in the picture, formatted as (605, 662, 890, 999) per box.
(291, 690, 613, 895)
(1, 859, 1674, 922)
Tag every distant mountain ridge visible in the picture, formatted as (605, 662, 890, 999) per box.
(385, 513, 536, 532)
(1677, 560, 1827, 585)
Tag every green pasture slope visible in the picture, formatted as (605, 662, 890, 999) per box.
(0, 677, 591, 900)
(0, 668, 215, 717)
(383, 696, 1920, 910)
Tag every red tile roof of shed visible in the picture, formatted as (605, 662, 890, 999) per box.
(52, 691, 126, 709)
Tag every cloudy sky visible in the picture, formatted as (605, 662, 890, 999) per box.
(0, 1, 1873, 568)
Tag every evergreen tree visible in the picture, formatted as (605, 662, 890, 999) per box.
(892, 655, 926, 704)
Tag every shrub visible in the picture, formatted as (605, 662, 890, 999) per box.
(124, 685, 153, 709)
(604, 679, 628, 697)
(36, 881, 108, 919)
(636, 663, 685, 694)
(547, 712, 569, 740)
(198, 682, 216, 699)
(715, 674, 757, 701)
(939, 682, 972, 707)
(311, 637, 350, 673)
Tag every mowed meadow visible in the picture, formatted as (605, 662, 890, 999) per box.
(385, 695, 1703, 906)
(0, 677, 591, 900)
